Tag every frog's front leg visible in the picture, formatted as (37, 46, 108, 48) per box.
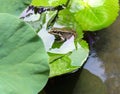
(54, 33, 65, 42)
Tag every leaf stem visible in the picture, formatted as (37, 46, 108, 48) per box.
(65, 0, 71, 7)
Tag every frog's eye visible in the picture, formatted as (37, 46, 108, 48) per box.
(52, 30, 59, 33)
(49, 30, 58, 35)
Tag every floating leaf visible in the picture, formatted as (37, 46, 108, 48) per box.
(70, 0, 119, 31)
(0, 13, 49, 94)
(49, 53, 78, 77)
(48, 41, 89, 77)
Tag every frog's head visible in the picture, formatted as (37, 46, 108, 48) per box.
(48, 27, 62, 35)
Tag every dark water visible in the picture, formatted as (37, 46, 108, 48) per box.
(43, 14, 120, 94)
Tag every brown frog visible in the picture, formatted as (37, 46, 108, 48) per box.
(49, 27, 76, 42)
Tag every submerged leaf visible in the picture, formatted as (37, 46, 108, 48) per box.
(0, 13, 49, 94)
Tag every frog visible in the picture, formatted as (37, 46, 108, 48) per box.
(49, 27, 76, 42)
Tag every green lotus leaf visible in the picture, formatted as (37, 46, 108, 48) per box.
(70, 0, 119, 31)
(31, 0, 66, 6)
(0, 13, 49, 94)
(0, 0, 32, 16)
(31, 0, 48, 6)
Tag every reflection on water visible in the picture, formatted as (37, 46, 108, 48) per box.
(44, 13, 120, 94)
(84, 50, 106, 82)
(83, 14, 120, 94)
(72, 69, 107, 94)
(93, 14, 120, 94)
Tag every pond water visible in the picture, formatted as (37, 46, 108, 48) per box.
(43, 13, 120, 94)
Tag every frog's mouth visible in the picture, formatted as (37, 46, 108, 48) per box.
(48, 30, 60, 35)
